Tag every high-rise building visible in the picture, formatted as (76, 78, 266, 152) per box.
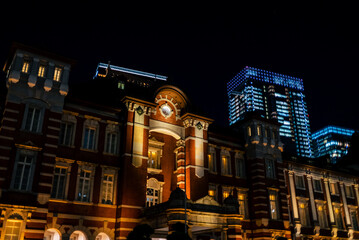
(312, 125, 355, 163)
(227, 66, 313, 157)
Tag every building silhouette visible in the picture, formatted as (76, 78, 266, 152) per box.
(227, 66, 312, 158)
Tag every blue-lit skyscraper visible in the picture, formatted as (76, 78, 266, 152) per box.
(227, 66, 313, 158)
(312, 126, 355, 163)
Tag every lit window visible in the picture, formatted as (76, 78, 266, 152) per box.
(221, 155, 231, 176)
(334, 206, 344, 229)
(317, 204, 328, 228)
(238, 192, 248, 218)
(208, 185, 217, 200)
(146, 178, 161, 207)
(12, 154, 35, 191)
(51, 167, 67, 199)
(222, 187, 230, 200)
(299, 201, 310, 226)
(24, 106, 42, 132)
(269, 190, 279, 220)
(148, 149, 161, 169)
(77, 170, 91, 202)
(53, 67, 62, 81)
(22, 61, 30, 73)
(38, 65, 46, 77)
(59, 122, 74, 146)
(330, 182, 339, 195)
(247, 126, 252, 137)
(257, 125, 262, 136)
(102, 174, 114, 204)
(4, 219, 22, 240)
(208, 148, 216, 172)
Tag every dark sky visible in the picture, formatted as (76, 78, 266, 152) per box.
(1, 3, 358, 132)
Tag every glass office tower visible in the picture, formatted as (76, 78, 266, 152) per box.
(312, 126, 355, 164)
(228, 66, 313, 157)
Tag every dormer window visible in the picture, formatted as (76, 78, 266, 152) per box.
(53, 67, 62, 81)
(22, 61, 30, 73)
(38, 65, 46, 77)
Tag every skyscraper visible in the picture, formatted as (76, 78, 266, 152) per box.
(312, 125, 355, 163)
(227, 66, 313, 157)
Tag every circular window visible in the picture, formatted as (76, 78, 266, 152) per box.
(160, 103, 173, 118)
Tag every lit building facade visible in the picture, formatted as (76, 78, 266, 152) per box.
(1, 44, 359, 240)
(312, 126, 355, 164)
(227, 66, 313, 158)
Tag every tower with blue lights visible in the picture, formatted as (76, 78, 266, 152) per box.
(312, 126, 355, 163)
(227, 66, 313, 158)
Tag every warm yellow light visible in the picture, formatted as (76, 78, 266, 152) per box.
(299, 203, 305, 209)
(269, 194, 276, 201)
(318, 206, 323, 211)
(223, 191, 230, 199)
(238, 194, 245, 200)
(208, 190, 215, 196)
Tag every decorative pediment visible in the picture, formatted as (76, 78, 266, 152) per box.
(195, 195, 220, 206)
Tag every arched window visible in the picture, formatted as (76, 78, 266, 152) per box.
(3, 213, 24, 240)
(70, 230, 87, 240)
(95, 233, 110, 240)
(146, 178, 162, 207)
(44, 229, 61, 240)
(82, 118, 99, 150)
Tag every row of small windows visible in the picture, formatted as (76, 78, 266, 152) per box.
(11, 150, 116, 205)
(208, 150, 245, 178)
(295, 175, 356, 198)
(22, 60, 63, 81)
(22, 105, 119, 155)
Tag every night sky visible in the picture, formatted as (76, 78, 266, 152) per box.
(1, 3, 358, 132)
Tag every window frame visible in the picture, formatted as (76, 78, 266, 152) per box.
(234, 152, 246, 178)
(51, 166, 68, 199)
(81, 119, 99, 151)
(208, 146, 217, 173)
(269, 189, 280, 220)
(265, 158, 276, 179)
(220, 149, 232, 176)
(10, 149, 37, 192)
(100, 167, 117, 205)
(146, 178, 163, 207)
(104, 123, 120, 155)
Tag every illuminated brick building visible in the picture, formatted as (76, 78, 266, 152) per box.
(1, 44, 359, 240)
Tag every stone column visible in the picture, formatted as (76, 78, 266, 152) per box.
(339, 182, 351, 227)
(288, 171, 301, 237)
(323, 178, 335, 224)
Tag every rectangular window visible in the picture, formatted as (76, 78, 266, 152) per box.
(59, 122, 74, 146)
(221, 155, 231, 176)
(105, 132, 118, 154)
(13, 154, 34, 191)
(22, 61, 30, 73)
(247, 126, 252, 136)
(101, 174, 114, 204)
(235, 157, 246, 178)
(146, 187, 159, 207)
(269, 190, 279, 220)
(334, 206, 344, 229)
(299, 202, 311, 226)
(238, 193, 248, 218)
(51, 167, 67, 199)
(38, 65, 46, 77)
(317, 204, 328, 228)
(53, 67, 62, 81)
(208, 152, 216, 172)
(4, 220, 22, 240)
(346, 185, 354, 198)
(82, 127, 96, 150)
(77, 170, 91, 202)
(330, 182, 339, 195)
(295, 175, 306, 189)
(313, 179, 323, 192)
(265, 159, 276, 179)
(24, 107, 42, 132)
(351, 210, 359, 231)
(208, 185, 217, 201)
(222, 187, 230, 200)
(257, 125, 261, 136)
(148, 149, 161, 169)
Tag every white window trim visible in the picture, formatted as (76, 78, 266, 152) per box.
(81, 118, 99, 151)
(21, 99, 47, 133)
(60, 113, 77, 147)
(99, 166, 118, 205)
(51, 160, 73, 200)
(146, 178, 164, 207)
(75, 162, 96, 203)
(104, 123, 120, 155)
(10, 149, 37, 192)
